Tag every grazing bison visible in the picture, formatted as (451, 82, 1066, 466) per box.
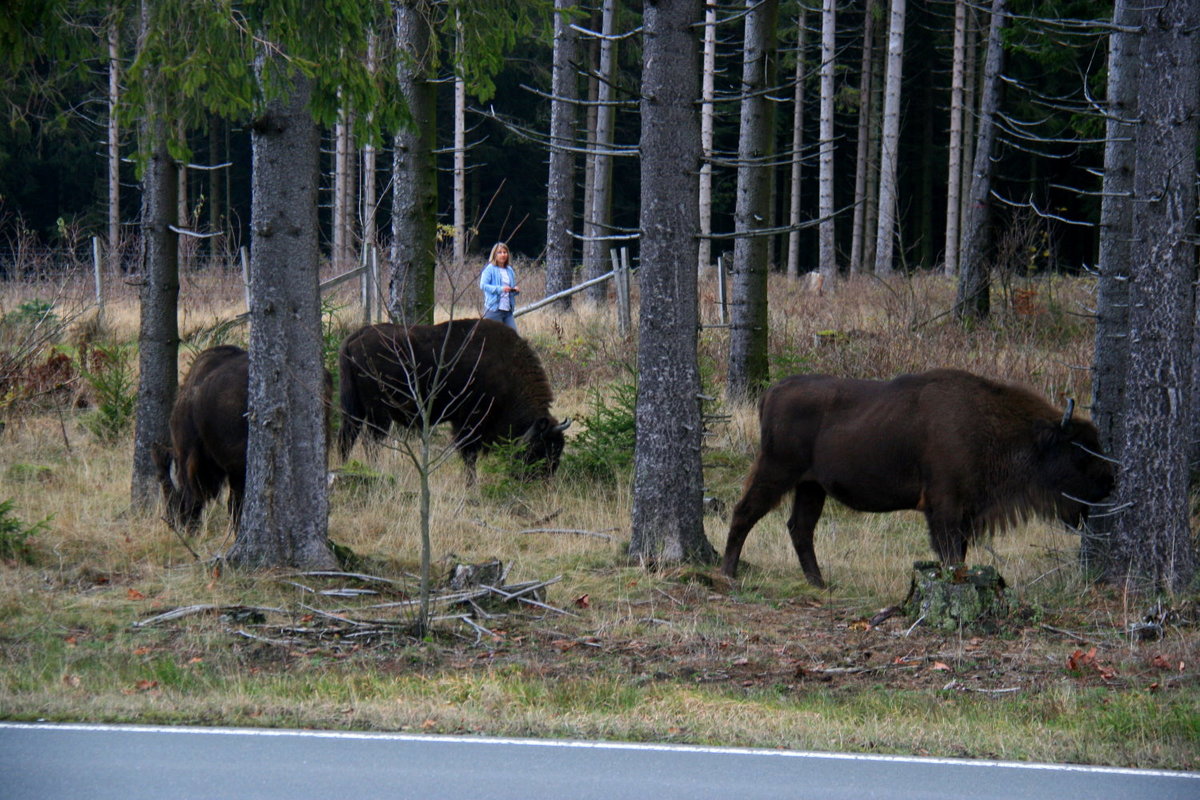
(338, 319, 570, 477)
(152, 345, 250, 532)
(721, 369, 1115, 587)
(153, 346, 332, 532)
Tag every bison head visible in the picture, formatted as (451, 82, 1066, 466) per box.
(1033, 412, 1115, 527)
(520, 417, 572, 476)
(151, 442, 205, 533)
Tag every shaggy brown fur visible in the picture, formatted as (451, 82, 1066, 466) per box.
(338, 318, 569, 477)
(722, 368, 1115, 587)
(153, 346, 332, 533)
(152, 346, 250, 532)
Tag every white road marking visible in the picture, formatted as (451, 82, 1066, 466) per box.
(2, 721, 1195, 780)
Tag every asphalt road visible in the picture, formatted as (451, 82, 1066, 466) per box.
(1, 722, 1196, 800)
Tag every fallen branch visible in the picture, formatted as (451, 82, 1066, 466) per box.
(233, 628, 305, 647)
(132, 604, 285, 628)
(518, 528, 616, 541)
(1040, 624, 1106, 645)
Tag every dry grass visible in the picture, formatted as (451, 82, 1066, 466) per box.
(1, 266, 1197, 769)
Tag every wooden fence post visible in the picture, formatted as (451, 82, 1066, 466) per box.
(717, 253, 728, 325)
(92, 236, 104, 322)
(240, 246, 251, 312)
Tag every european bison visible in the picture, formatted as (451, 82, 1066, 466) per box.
(338, 319, 570, 477)
(152, 345, 332, 532)
(721, 369, 1115, 587)
(152, 345, 250, 532)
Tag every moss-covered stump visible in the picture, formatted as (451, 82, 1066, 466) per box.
(905, 561, 1010, 631)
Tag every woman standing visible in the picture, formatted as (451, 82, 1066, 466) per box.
(479, 242, 519, 330)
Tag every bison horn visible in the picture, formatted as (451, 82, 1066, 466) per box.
(1061, 398, 1075, 429)
(553, 418, 572, 433)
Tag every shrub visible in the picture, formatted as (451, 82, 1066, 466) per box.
(78, 343, 137, 441)
(0, 498, 49, 563)
(561, 380, 636, 485)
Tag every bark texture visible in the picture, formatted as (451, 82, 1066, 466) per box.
(1105, 0, 1198, 592)
(629, 0, 716, 567)
(817, 0, 837, 279)
(232, 71, 334, 570)
(545, 0, 579, 307)
(726, 0, 778, 400)
(390, 0, 438, 324)
(583, 0, 617, 303)
(954, 0, 1007, 320)
(130, 133, 179, 511)
(1083, 0, 1138, 569)
(871, 0, 905, 276)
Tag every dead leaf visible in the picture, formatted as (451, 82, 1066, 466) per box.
(126, 588, 146, 600)
(134, 680, 158, 691)
(1067, 647, 1097, 672)
(421, 718, 437, 730)
(932, 661, 952, 671)
(1150, 654, 1173, 670)
(573, 594, 591, 609)
(62, 674, 81, 687)
(133, 647, 152, 656)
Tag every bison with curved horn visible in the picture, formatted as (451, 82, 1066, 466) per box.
(721, 369, 1115, 587)
(152, 345, 332, 533)
(338, 318, 570, 478)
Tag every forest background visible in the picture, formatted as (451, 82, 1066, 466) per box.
(0, 0, 1197, 773)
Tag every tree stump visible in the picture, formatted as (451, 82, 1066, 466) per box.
(905, 561, 1009, 631)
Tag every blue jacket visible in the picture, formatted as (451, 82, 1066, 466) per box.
(479, 263, 515, 312)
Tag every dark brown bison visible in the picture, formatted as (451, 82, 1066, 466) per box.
(152, 346, 332, 532)
(152, 345, 250, 532)
(338, 318, 570, 477)
(721, 368, 1115, 587)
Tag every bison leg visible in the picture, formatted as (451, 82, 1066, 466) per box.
(337, 414, 361, 461)
(226, 472, 245, 531)
(721, 464, 798, 579)
(787, 482, 828, 588)
(924, 507, 970, 566)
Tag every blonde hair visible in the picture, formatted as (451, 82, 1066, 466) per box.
(488, 242, 510, 265)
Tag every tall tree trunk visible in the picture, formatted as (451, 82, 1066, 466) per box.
(848, 2, 876, 275)
(862, 27, 883, 276)
(208, 116, 224, 237)
(583, 0, 618, 303)
(954, 0, 1006, 320)
(360, 34, 378, 257)
(942, 0, 967, 277)
(698, 2, 717, 275)
(232, 70, 335, 570)
(581, 21, 599, 281)
(872, 0, 905, 276)
(107, 17, 120, 275)
(453, 19, 467, 273)
(390, 0, 437, 324)
(817, 0, 836, 280)
(1105, 0, 1198, 592)
(1083, 0, 1138, 571)
(727, 0, 778, 401)
(959, 5, 978, 236)
(785, 9, 808, 279)
(129, 2, 178, 512)
(130, 133, 179, 510)
(630, 0, 715, 568)
(545, 0, 579, 307)
(334, 96, 354, 273)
